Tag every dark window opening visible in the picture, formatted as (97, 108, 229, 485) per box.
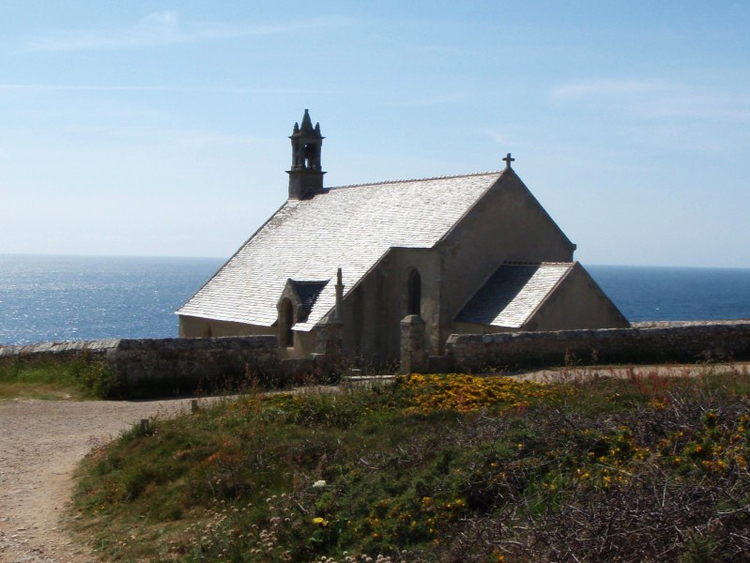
(280, 299, 294, 347)
(408, 269, 421, 316)
(304, 144, 315, 169)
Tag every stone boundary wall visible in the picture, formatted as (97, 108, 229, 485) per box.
(112, 336, 281, 388)
(445, 320, 750, 373)
(0, 336, 318, 396)
(3, 320, 749, 388)
(0, 339, 119, 360)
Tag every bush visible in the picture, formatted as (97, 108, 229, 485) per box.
(0, 355, 121, 399)
(72, 370, 750, 562)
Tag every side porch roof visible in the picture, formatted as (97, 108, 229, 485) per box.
(456, 262, 575, 328)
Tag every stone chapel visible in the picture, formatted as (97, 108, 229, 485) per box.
(177, 110, 629, 364)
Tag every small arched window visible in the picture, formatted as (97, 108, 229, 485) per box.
(407, 269, 421, 316)
(280, 298, 295, 347)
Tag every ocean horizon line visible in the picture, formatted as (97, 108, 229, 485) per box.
(1, 253, 748, 272)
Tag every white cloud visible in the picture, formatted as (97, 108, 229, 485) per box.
(384, 91, 472, 107)
(22, 12, 354, 52)
(0, 83, 343, 95)
(551, 79, 671, 102)
(479, 128, 513, 146)
(551, 78, 750, 121)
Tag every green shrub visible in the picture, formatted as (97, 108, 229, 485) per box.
(0, 355, 121, 399)
(72, 369, 750, 562)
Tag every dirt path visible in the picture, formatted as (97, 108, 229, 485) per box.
(0, 398, 198, 563)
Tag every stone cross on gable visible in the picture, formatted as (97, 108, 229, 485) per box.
(503, 152, 515, 169)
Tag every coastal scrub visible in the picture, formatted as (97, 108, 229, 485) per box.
(73, 369, 750, 562)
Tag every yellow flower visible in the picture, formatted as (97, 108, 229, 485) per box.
(312, 517, 328, 526)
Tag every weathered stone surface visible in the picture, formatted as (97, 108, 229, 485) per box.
(400, 314, 427, 374)
(446, 320, 750, 372)
(0, 336, 288, 396)
(0, 339, 119, 359)
(4, 320, 749, 391)
(112, 336, 280, 387)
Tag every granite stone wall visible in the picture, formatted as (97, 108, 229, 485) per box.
(0, 335, 313, 396)
(112, 336, 281, 388)
(0, 339, 119, 360)
(445, 320, 750, 373)
(3, 321, 748, 388)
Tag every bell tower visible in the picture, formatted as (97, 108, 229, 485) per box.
(287, 109, 325, 199)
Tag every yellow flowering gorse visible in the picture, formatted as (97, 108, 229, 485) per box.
(402, 374, 556, 414)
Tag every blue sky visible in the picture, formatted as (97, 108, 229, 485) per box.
(1, 1, 748, 268)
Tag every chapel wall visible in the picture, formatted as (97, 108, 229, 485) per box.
(179, 315, 275, 338)
(523, 265, 630, 331)
(437, 172, 575, 343)
(392, 248, 442, 356)
(179, 315, 314, 359)
(339, 248, 441, 365)
(342, 252, 400, 365)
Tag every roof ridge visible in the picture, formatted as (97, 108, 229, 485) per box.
(328, 170, 503, 190)
(502, 261, 574, 266)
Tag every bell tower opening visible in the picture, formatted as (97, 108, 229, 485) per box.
(287, 109, 325, 199)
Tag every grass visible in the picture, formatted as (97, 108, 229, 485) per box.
(0, 355, 119, 400)
(71, 368, 750, 562)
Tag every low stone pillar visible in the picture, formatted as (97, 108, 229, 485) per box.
(314, 318, 344, 374)
(400, 314, 427, 374)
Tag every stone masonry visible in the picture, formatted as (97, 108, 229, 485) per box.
(400, 314, 428, 374)
(445, 320, 750, 373)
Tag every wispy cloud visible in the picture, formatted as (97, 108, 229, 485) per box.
(551, 79, 671, 102)
(0, 83, 344, 96)
(383, 91, 472, 107)
(479, 128, 513, 146)
(22, 12, 354, 52)
(551, 78, 750, 120)
(104, 126, 265, 148)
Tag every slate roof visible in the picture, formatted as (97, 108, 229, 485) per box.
(177, 171, 504, 330)
(457, 262, 574, 328)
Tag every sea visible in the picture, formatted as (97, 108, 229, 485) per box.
(0, 255, 749, 346)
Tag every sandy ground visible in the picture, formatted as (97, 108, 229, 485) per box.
(0, 398, 198, 563)
(0, 364, 748, 562)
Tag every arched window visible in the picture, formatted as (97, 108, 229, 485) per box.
(280, 298, 295, 347)
(407, 269, 421, 316)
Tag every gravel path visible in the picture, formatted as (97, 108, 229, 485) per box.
(0, 398, 198, 563)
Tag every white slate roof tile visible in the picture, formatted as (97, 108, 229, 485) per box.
(177, 172, 502, 329)
(457, 262, 574, 328)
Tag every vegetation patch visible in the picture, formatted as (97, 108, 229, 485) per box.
(0, 355, 119, 400)
(72, 370, 750, 562)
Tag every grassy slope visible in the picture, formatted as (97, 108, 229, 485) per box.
(72, 370, 750, 562)
(0, 356, 117, 400)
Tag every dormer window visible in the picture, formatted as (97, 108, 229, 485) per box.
(276, 278, 329, 349)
